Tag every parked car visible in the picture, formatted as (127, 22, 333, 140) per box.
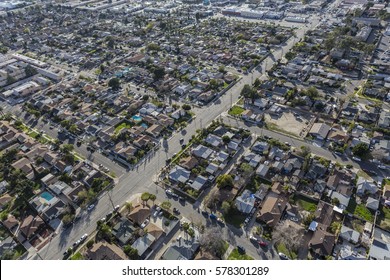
(114, 205, 120, 212)
(140, 219, 149, 229)
(258, 241, 267, 247)
(87, 204, 95, 211)
(352, 156, 362, 162)
(237, 245, 246, 254)
(80, 234, 88, 242)
(173, 208, 180, 215)
(249, 235, 258, 242)
(278, 252, 289, 260)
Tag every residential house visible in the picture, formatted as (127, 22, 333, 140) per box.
(161, 240, 200, 260)
(189, 175, 208, 192)
(112, 218, 136, 246)
(356, 178, 378, 196)
(366, 197, 380, 211)
(309, 228, 336, 257)
(132, 233, 155, 259)
(192, 145, 213, 159)
(20, 215, 45, 240)
(339, 225, 360, 244)
(257, 192, 287, 227)
(309, 123, 331, 140)
(169, 166, 191, 184)
(128, 204, 150, 226)
(235, 190, 256, 214)
(86, 241, 129, 260)
(369, 228, 390, 260)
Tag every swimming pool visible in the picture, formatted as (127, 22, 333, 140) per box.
(40, 191, 54, 202)
(132, 115, 142, 122)
(141, 123, 148, 129)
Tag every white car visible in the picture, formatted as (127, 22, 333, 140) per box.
(87, 204, 95, 211)
(249, 235, 258, 242)
(80, 234, 88, 242)
(352, 157, 362, 162)
(140, 219, 149, 229)
(378, 165, 387, 170)
(278, 252, 289, 260)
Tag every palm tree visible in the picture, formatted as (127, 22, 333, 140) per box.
(124, 202, 133, 214)
(149, 194, 156, 206)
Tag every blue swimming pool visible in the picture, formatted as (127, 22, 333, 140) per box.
(40, 191, 54, 202)
(141, 123, 148, 129)
(132, 115, 142, 122)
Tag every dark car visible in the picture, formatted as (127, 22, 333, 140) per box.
(173, 208, 180, 215)
(237, 245, 246, 254)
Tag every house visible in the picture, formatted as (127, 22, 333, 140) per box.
(309, 228, 336, 257)
(256, 164, 269, 178)
(112, 218, 136, 246)
(235, 190, 256, 214)
(356, 178, 378, 196)
(0, 194, 12, 211)
(309, 123, 331, 140)
(205, 162, 219, 175)
(128, 204, 150, 226)
(327, 129, 349, 144)
(252, 141, 269, 154)
(205, 134, 222, 147)
(42, 199, 66, 221)
(132, 233, 155, 259)
(215, 151, 229, 163)
(179, 156, 199, 170)
(161, 239, 200, 260)
(329, 191, 350, 210)
(86, 241, 129, 260)
(192, 144, 213, 159)
(339, 225, 360, 244)
(169, 166, 190, 184)
(369, 228, 390, 260)
(190, 175, 208, 191)
(257, 192, 287, 227)
(20, 215, 44, 240)
(314, 201, 333, 229)
(146, 124, 164, 138)
(366, 197, 380, 211)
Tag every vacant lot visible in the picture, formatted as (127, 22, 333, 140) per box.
(264, 111, 313, 138)
(228, 105, 245, 116)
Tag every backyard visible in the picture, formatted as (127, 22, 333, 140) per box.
(292, 194, 318, 213)
(347, 198, 374, 222)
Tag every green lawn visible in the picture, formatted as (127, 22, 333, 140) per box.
(293, 195, 317, 212)
(28, 130, 39, 139)
(276, 243, 297, 260)
(228, 105, 245, 116)
(114, 122, 132, 134)
(347, 198, 374, 222)
(246, 176, 271, 193)
(70, 252, 84, 260)
(228, 249, 254, 260)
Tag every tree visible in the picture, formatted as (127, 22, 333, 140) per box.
(221, 201, 232, 214)
(299, 146, 311, 157)
(239, 163, 254, 177)
(272, 223, 302, 257)
(222, 135, 230, 144)
(149, 194, 156, 205)
(182, 104, 191, 111)
(124, 202, 133, 214)
(352, 143, 369, 158)
(153, 67, 165, 80)
(303, 213, 316, 227)
(209, 79, 219, 90)
(60, 144, 74, 154)
(329, 221, 341, 234)
(108, 78, 120, 90)
(331, 197, 340, 207)
(141, 192, 151, 205)
(199, 227, 226, 258)
(124, 245, 138, 260)
(253, 78, 261, 88)
(218, 65, 226, 73)
(161, 201, 171, 210)
(216, 174, 233, 189)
